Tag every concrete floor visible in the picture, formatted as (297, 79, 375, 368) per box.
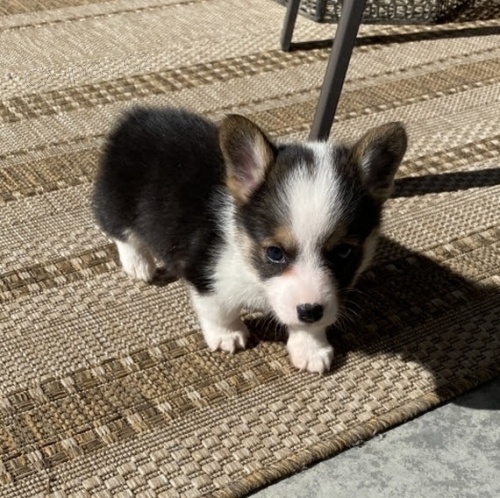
(251, 377, 500, 498)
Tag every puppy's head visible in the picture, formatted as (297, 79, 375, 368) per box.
(219, 115, 407, 330)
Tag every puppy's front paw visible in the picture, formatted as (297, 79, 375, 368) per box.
(287, 333, 334, 374)
(204, 323, 249, 354)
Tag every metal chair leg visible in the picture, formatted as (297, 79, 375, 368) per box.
(280, 0, 302, 52)
(309, 0, 366, 140)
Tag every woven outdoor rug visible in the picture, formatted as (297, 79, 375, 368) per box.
(1, 0, 500, 496)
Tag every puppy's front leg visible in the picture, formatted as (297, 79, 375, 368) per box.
(287, 327, 334, 374)
(190, 289, 249, 353)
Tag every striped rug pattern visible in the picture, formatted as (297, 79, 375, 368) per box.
(1, 1, 499, 496)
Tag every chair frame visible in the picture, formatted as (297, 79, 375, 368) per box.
(280, 0, 367, 140)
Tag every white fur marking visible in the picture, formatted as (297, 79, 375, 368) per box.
(287, 326, 334, 373)
(115, 232, 156, 282)
(264, 258, 337, 328)
(211, 193, 270, 313)
(190, 288, 249, 353)
(284, 142, 343, 252)
(263, 142, 343, 328)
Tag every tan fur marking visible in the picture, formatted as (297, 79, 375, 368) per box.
(235, 227, 261, 269)
(268, 226, 297, 254)
(323, 224, 349, 252)
(226, 176, 245, 204)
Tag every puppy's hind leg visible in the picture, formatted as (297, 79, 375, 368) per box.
(114, 231, 156, 282)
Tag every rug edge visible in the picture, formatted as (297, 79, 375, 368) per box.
(213, 366, 500, 497)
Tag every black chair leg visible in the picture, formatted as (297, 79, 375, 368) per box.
(280, 0, 302, 52)
(309, 0, 366, 140)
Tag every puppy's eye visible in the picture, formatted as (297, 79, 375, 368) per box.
(266, 246, 286, 264)
(335, 243, 353, 259)
(327, 243, 354, 263)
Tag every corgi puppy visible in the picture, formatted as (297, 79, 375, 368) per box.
(93, 107, 407, 374)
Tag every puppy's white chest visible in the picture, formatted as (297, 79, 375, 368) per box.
(213, 244, 270, 313)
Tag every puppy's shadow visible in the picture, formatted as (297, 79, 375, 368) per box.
(249, 166, 500, 409)
(150, 267, 178, 287)
(339, 236, 499, 408)
(394, 167, 500, 196)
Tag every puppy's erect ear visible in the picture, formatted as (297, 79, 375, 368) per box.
(219, 114, 276, 204)
(353, 122, 408, 204)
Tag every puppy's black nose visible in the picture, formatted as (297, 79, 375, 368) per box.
(297, 303, 324, 323)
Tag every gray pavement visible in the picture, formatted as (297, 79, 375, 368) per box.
(251, 377, 500, 498)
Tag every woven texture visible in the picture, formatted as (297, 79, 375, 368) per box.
(1, 1, 499, 496)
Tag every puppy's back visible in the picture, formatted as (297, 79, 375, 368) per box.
(93, 107, 225, 282)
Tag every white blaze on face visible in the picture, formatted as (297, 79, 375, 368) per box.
(265, 143, 344, 327)
(287, 143, 344, 249)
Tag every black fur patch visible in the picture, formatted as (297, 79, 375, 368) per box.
(325, 150, 381, 288)
(93, 107, 225, 293)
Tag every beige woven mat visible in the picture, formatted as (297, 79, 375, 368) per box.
(1, 0, 500, 496)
